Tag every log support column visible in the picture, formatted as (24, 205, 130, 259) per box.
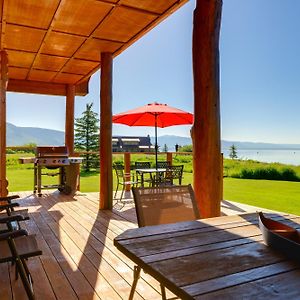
(100, 53, 113, 210)
(192, 0, 222, 218)
(0, 51, 8, 197)
(65, 84, 75, 155)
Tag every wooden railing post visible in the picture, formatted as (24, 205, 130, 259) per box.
(124, 152, 131, 191)
(0, 51, 8, 197)
(167, 152, 173, 166)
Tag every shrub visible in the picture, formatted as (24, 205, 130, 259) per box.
(236, 167, 300, 182)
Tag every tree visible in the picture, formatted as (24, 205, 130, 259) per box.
(75, 103, 99, 172)
(163, 143, 168, 152)
(229, 144, 238, 159)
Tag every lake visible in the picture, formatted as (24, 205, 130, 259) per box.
(222, 149, 300, 166)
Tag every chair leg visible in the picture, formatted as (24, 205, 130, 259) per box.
(129, 265, 141, 300)
(120, 185, 125, 201)
(114, 182, 119, 199)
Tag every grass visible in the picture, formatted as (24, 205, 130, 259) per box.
(6, 153, 300, 216)
(223, 177, 300, 215)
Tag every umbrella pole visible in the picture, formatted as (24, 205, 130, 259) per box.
(155, 114, 158, 169)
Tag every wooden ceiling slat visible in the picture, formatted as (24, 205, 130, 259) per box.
(6, 0, 60, 29)
(52, 73, 83, 84)
(93, 6, 157, 43)
(7, 50, 35, 68)
(28, 69, 57, 82)
(33, 54, 69, 72)
(2, 0, 189, 95)
(120, 0, 179, 14)
(53, 0, 114, 36)
(74, 38, 123, 61)
(8, 67, 28, 80)
(62, 59, 99, 75)
(40, 32, 85, 57)
(5, 24, 45, 52)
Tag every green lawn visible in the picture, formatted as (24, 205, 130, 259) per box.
(6, 166, 300, 216)
(223, 177, 300, 215)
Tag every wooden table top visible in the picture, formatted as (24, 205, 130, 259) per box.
(114, 212, 300, 299)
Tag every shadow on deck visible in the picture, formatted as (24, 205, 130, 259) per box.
(0, 190, 276, 299)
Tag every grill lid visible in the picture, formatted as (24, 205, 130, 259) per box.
(36, 146, 69, 158)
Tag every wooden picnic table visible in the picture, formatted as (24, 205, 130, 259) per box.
(114, 212, 300, 299)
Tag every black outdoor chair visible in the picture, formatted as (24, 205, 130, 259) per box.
(0, 228, 42, 300)
(113, 164, 137, 203)
(134, 161, 153, 187)
(130, 184, 200, 299)
(0, 195, 29, 232)
(164, 165, 184, 185)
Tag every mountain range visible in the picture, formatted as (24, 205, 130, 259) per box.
(6, 123, 300, 150)
(7, 123, 64, 146)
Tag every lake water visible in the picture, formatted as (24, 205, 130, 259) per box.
(222, 149, 300, 166)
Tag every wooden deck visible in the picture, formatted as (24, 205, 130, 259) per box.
(1, 190, 277, 299)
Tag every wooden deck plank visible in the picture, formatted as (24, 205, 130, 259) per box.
(0, 263, 12, 300)
(46, 192, 162, 299)
(2, 190, 285, 299)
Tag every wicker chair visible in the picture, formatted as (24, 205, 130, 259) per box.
(130, 184, 200, 298)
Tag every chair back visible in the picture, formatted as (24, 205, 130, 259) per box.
(165, 165, 184, 184)
(113, 164, 125, 182)
(156, 161, 171, 169)
(132, 184, 200, 227)
(135, 161, 151, 169)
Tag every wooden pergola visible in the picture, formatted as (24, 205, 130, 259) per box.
(0, 0, 222, 218)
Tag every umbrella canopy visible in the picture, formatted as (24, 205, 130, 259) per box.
(113, 102, 193, 168)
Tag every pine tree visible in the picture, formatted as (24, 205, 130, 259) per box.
(163, 143, 168, 152)
(229, 144, 238, 159)
(75, 103, 99, 172)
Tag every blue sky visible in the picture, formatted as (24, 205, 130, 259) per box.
(7, 0, 300, 143)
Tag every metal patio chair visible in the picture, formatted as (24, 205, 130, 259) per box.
(130, 184, 200, 299)
(164, 165, 184, 185)
(134, 161, 153, 187)
(0, 195, 29, 232)
(0, 227, 42, 300)
(113, 163, 137, 203)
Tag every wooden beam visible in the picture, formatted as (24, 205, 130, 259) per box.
(65, 85, 75, 155)
(0, 50, 8, 196)
(7, 79, 89, 96)
(99, 52, 113, 210)
(192, 0, 222, 218)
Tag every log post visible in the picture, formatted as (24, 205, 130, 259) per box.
(0, 51, 8, 197)
(65, 84, 75, 156)
(124, 152, 131, 191)
(99, 52, 113, 210)
(192, 0, 222, 218)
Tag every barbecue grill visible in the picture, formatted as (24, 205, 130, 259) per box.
(20, 146, 83, 196)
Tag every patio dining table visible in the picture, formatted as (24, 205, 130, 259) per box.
(114, 212, 300, 299)
(135, 168, 166, 186)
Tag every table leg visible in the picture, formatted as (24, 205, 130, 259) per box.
(129, 265, 141, 300)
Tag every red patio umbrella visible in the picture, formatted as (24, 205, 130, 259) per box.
(112, 102, 193, 168)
